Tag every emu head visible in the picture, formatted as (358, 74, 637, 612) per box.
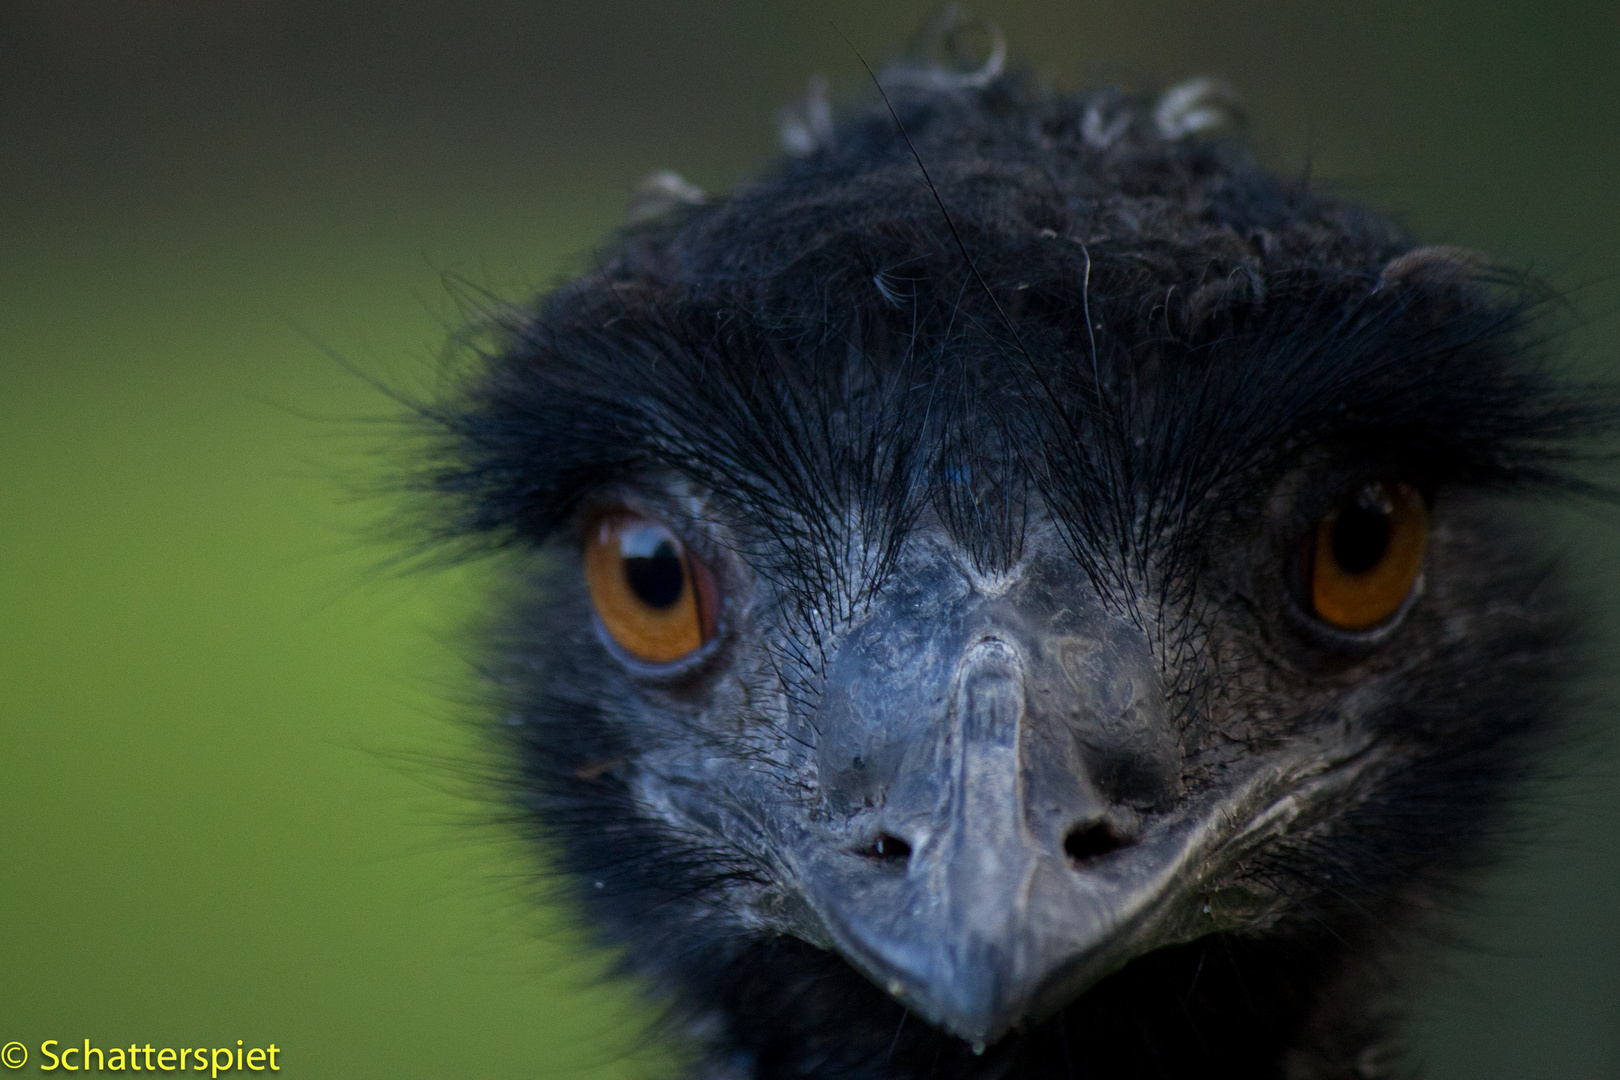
(422, 69, 1606, 1058)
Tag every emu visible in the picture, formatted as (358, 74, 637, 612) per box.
(417, 44, 1612, 1080)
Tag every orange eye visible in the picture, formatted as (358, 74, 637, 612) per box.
(1308, 481, 1428, 631)
(584, 514, 716, 663)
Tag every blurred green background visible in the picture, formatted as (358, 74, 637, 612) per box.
(2, 2, 1616, 1076)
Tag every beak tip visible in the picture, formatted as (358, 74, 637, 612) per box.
(924, 1002, 1020, 1050)
(814, 876, 1067, 1048)
(883, 960, 1022, 1047)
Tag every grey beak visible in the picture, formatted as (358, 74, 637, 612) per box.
(796, 571, 1189, 1045)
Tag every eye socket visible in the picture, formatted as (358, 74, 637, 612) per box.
(584, 514, 717, 664)
(1307, 480, 1428, 631)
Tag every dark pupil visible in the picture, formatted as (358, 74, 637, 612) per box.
(1331, 502, 1391, 575)
(622, 532, 686, 609)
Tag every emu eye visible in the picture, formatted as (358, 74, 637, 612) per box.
(1307, 481, 1428, 631)
(584, 514, 717, 664)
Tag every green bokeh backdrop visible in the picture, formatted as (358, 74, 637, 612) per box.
(2, 3, 1616, 1077)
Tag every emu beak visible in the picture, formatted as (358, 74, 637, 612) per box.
(794, 578, 1206, 1046)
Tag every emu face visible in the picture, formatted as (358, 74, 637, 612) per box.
(425, 69, 1606, 1077)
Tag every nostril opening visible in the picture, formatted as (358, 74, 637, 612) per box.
(860, 833, 912, 861)
(1064, 821, 1128, 863)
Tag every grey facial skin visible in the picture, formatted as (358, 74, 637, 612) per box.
(624, 518, 1399, 1046)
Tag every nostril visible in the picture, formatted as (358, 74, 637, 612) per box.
(860, 833, 912, 861)
(1064, 820, 1128, 863)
